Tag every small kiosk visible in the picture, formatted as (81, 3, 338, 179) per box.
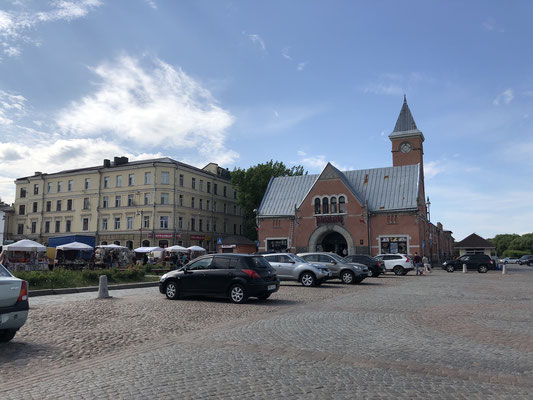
(1, 239, 48, 272)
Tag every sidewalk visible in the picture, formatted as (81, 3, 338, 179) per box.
(29, 280, 159, 297)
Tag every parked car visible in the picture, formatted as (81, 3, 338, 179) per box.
(500, 257, 519, 264)
(344, 254, 385, 277)
(517, 255, 533, 266)
(263, 253, 331, 287)
(297, 252, 368, 284)
(0, 263, 29, 342)
(159, 254, 279, 304)
(374, 254, 414, 275)
(442, 254, 494, 273)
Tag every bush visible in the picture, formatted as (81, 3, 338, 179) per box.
(502, 250, 530, 258)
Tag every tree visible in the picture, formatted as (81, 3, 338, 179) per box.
(232, 161, 305, 240)
(488, 234, 520, 255)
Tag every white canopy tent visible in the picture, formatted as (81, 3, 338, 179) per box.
(187, 245, 206, 252)
(5, 239, 47, 252)
(134, 246, 164, 253)
(165, 245, 188, 253)
(56, 242, 94, 251)
(97, 244, 127, 249)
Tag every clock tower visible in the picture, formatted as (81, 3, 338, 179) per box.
(389, 95, 425, 170)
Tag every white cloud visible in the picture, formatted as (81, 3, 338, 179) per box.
(144, 0, 157, 9)
(281, 46, 292, 60)
(0, 1, 101, 58)
(0, 90, 27, 125)
(364, 83, 404, 96)
(493, 88, 514, 105)
(424, 161, 443, 179)
(362, 72, 436, 97)
(246, 33, 266, 52)
(482, 17, 504, 33)
(294, 150, 352, 173)
(297, 61, 307, 71)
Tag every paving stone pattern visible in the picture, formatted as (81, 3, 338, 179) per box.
(1, 265, 533, 398)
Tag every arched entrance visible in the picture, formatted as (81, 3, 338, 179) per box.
(321, 232, 347, 256)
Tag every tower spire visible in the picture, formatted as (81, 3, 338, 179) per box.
(389, 95, 424, 141)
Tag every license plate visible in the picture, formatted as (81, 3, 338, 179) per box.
(267, 284, 276, 291)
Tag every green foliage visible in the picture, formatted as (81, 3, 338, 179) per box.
(232, 160, 306, 240)
(488, 233, 533, 256)
(13, 268, 146, 290)
(501, 249, 529, 258)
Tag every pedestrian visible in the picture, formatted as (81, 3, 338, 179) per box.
(181, 253, 187, 265)
(171, 253, 178, 270)
(422, 255, 431, 273)
(414, 252, 422, 276)
(142, 252, 148, 266)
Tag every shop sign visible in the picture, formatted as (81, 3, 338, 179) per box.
(316, 215, 344, 226)
(148, 233, 174, 239)
(190, 235, 205, 240)
(221, 244, 236, 249)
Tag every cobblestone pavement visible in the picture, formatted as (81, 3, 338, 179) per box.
(1, 265, 533, 398)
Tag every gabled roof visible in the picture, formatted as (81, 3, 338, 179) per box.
(258, 164, 420, 216)
(389, 95, 424, 141)
(455, 233, 495, 249)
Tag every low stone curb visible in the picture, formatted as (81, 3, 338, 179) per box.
(29, 281, 160, 297)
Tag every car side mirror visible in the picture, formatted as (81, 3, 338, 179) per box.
(331, 261, 337, 264)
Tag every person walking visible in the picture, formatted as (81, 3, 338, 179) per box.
(414, 252, 422, 276)
(422, 255, 431, 273)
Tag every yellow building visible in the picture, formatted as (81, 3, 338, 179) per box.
(8, 157, 243, 251)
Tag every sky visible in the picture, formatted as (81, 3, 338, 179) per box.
(0, 0, 531, 241)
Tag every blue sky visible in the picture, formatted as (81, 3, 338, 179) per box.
(0, 0, 531, 241)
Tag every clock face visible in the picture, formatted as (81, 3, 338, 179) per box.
(400, 142, 412, 153)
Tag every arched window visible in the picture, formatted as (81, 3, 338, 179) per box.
(339, 196, 346, 213)
(314, 198, 321, 214)
(159, 240, 169, 248)
(142, 239, 150, 247)
(113, 240, 121, 246)
(126, 240, 133, 250)
(331, 197, 337, 213)
(322, 197, 329, 214)
(101, 241, 108, 245)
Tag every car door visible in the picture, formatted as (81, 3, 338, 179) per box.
(318, 254, 341, 277)
(208, 256, 238, 295)
(276, 254, 296, 279)
(264, 255, 282, 277)
(457, 255, 471, 269)
(182, 256, 214, 293)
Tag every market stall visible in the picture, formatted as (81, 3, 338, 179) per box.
(94, 244, 133, 268)
(55, 241, 94, 270)
(187, 245, 206, 261)
(133, 246, 164, 265)
(1, 239, 48, 272)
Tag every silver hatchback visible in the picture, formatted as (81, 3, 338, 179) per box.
(297, 252, 369, 284)
(263, 253, 331, 287)
(0, 264, 29, 342)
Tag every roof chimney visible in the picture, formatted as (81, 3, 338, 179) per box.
(103, 159, 111, 168)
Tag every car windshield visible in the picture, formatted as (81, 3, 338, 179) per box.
(287, 254, 306, 263)
(329, 253, 346, 262)
(0, 264, 12, 278)
(245, 256, 270, 269)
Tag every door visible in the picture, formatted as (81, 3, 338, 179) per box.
(276, 254, 296, 279)
(318, 254, 341, 277)
(182, 256, 214, 293)
(208, 256, 238, 294)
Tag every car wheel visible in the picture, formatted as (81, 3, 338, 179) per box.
(164, 280, 180, 300)
(229, 284, 248, 304)
(367, 268, 375, 278)
(257, 293, 271, 301)
(393, 266, 404, 276)
(300, 272, 316, 287)
(340, 270, 355, 284)
(446, 265, 455, 273)
(0, 330, 17, 343)
(478, 265, 488, 273)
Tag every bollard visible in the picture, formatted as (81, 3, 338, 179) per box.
(97, 275, 112, 299)
(462, 263, 467, 273)
(502, 264, 507, 275)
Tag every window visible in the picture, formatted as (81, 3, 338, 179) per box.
(206, 219, 210, 231)
(339, 196, 346, 213)
(17, 224, 23, 235)
(223, 221, 227, 233)
(128, 194, 134, 206)
(103, 196, 109, 208)
(65, 220, 71, 233)
(68, 180, 73, 191)
(116, 175, 122, 187)
(179, 195, 183, 206)
(104, 176, 109, 188)
(31, 221, 37, 234)
(161, 193, 169, 205)
(314, 198, 321, 214)
(213, 200, 217, 212)
(102, 218, 108, 230)
(143, 215, 150, 228)
(55, 220, 60, 233)
(114, 217, 120, 230)
(199, 199, 203, 210)
(191, 197, 195, 208)
(223, 186, 227, 197)
(207, 182, 211, 193)
(178, 216, 183, 229)
(20, 187, 27, 198)
(127, 216, 134, 229)
(115, 196, 121, 207)
(214, 183, 218, 195)
(44, 221, 50, 233)
(191, 177, 196, 189)
(199, 219, 203, 232)
(57, 182, 62, 192)
(47, 183, 52, 193)
(387, 215, 398, 225)
(128, 174, 134, 186)
(32, 202, 38, 213)
(56, 200, 62, 211)
(46, 201, 51, 212)
(144, 193, 150, 205)
(83, 198, 89, 209)
(144, 172, 151, 184)
(179, 174, 184, 186)
(33, 184, 39, 195)
(322, 198, 329, 214)
(213, 220, 217, 232)
(190, 218, 196, 231)
(273, 220, 281, 228)
(223, 203, 227, 214)
(83, 218, 89, 231)
(206, 200, 210, 211)
(233, 224, 237, 235)
(233, 205, 237, 215)
(200, 180, 204, 191)
(160, 216, 169, 229)
(331, 197, 337, 213)
(161, 171, 169, 184)
(234, 190, 237, 199)
(84, 178, 90, 189)
(67, 199, 72, 211)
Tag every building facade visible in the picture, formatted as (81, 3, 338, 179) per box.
(8, 157, 243, 251)
(257, 97, 454, 262)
